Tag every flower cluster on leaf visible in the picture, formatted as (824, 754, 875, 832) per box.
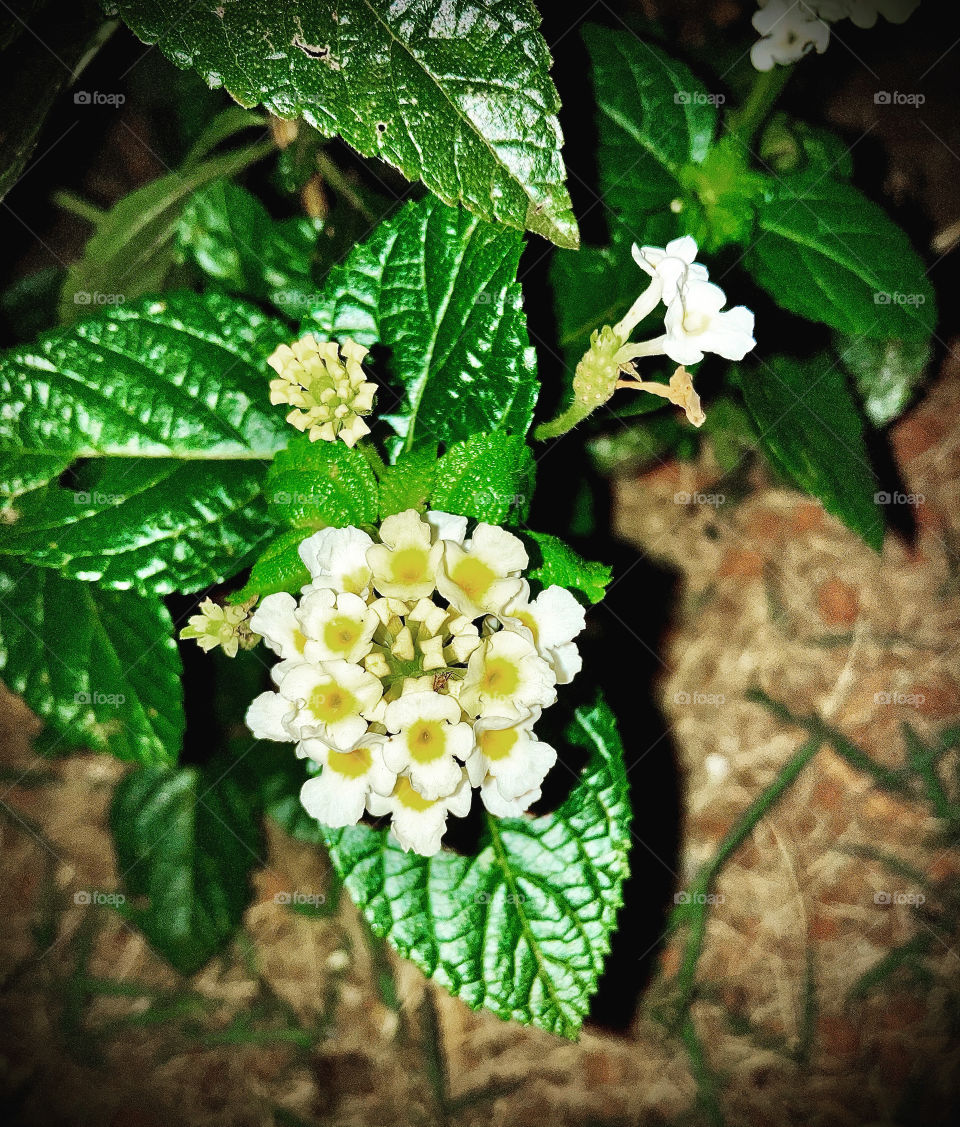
(244, 510, 585, 856)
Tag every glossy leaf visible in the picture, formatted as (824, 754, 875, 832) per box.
(267, 434, 379, 531)
(431, 432, 534, 525)
(737, 355, 884, 550)
(232, 528, 311, 602)
(306, 196, 538, 449)
(0, 563, 182, 764)
(835, 332, 933, 427)
(110, 760, 261, 975)
(322, 693, 631, 1038)
(106, 0, 578, 247)
(526, 533, 612, 605)
(378, 447, 437, 518)
(746, 173, 936, 341)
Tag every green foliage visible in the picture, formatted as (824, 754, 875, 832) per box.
(105, 0, 578, 248)
(110, 759, 261, 975)
(377, 447, 437, 518)
(232, 529, 311, 602)
(835, 333, 933, 428)
(0, 563, 182, 764)
(746, 172, 936, 341)
(305, 196, 539, 449)
(266, 435, 379, 531)
(525, 533, 612, 605)
(736, 356, 884, 550)
(431, 433, 535, 525)
(321, 694, 631, 1038)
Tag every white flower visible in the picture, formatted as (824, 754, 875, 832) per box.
(466, 711, 557, 802)
(366, 509, 441, 600)
(815, 0, 919, 26)
(426, 509, 468, 545)
(751, 0, 830, 71)
(297, 589, 378, 663)
(502, 584, 585, 685)
(477, 775, 542, 818)
(180, 596, 259, 657)
(298, 733, 395, 828)
(382, 690, 475, 800)
(661, 279, 756, 365)
(249, 592, 312, 661)
(367, 770, 472, 856)
(437, 523, 527, 619)
(298, 526, 374, 597)
(459, 630, 557, 720)
(246, 689, 297, 741)
(276, 659, 384, 750)
(630, 236, 710, 306)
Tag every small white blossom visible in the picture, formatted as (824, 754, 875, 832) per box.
(437, 523, 527, 619)
(246, 689, 297, 741)
(460, 630, 557, 720)
(630, 236, 710, 306)
(660, 279, 757, 366)
(367, 771, 473, 856)
(298, 734, 395, 828)
(751, 0, 830, 71)
(249, 592, 312, 661)
(271, 659, 384, 750)
(466, 711, 557, 802)
(180, 597, 259, 657)
(297, 589, 378, 664)
(383, 690, 475, 800)
(298, 526, 374, 597)
(367, 509, 441, 600)
(502, 583, 585, 685)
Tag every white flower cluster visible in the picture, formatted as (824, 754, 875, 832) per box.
(751, 0, 920, 71)
(245, 510, 585, 857)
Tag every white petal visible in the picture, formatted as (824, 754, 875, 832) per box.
(300, 772, 367, 827)
(246, 692, 296, 741)
(426, 510, 468, 544)
(406, 755, 463, 801)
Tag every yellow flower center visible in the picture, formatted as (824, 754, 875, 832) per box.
(479, 726, 518, 761)
(394, 775, 435, 811)
(327, 746, 373, 778)
(451, 556, 496, 602)
(324, 615, 362, 654)
(515, 610, 538, 643)
(343, 568, 370, 595)
(292, 628, 307, 654)
(682, 310, 710, 334)
(308, 682, 357, 723)
(391, 546, 430, 585)
(407, 720, 447, 763)
(480, 657, 520, 697)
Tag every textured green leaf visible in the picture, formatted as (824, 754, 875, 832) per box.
(526, 533, 611, 605)
(176, 178, 324, 319)
(835, 332, 933, 428)
(737, 356, 884, 550)
(746, 173, 936, 341)
(232, 528, 311, 602)
(584, 25, 715, 220)
(106, 0, 577, 248)
(306, 196, 538, 450)
(0, 563, 182, 764)
(0, 291, 290, 459)
(322, 693, 631, 1038)
(0, 452, 70, 504)
(110, 760, 261, 975)
(759, 114, 855, 179)
(267, 434, 379, 530)
(431, 432, 534, 525)
(1, 459, 273, 594)
(378, 447, 437, 518)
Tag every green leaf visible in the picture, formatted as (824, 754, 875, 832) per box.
(431, 432, 535, 525)
(525, 533, 611, 605)
(759, 114, 854, 179)
(378, 447, 437, 518)
(305, 196, 538, 449)
(746, 173, 936, 341)
(175, 179, 324, 319)
(110, 760, 261, 975)
(584, 25, 716, 220)
(321, 693, 631, 1039)
(835, 332, 933, 427)
(736, 356, 884, 550)
(267, 435, 379, 531)
(1, 459, 273, 594)
(0, 563, 182, 764)
(232, 528, 311, 603)
(106, 0, 578, 248)
(59, 114, 274, 322)
(0, 291, 290, 459)
(0, 452, 70, 504)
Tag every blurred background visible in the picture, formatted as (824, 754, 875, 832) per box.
(2, 0, 960, 1123)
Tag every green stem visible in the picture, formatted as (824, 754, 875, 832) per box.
(534, 397, 597, 441)
(360, 442, 387, 481)
(681, 1014, 726, 1127)
(52, 190, 104, 225)
(316, 149, 377, 222)
(729, 65, 792, 146)
(419, 987, 449, 1124)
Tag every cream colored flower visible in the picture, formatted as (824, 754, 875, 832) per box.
(616, 365, 706, 428)
(180, 597, 259, 657)
(275, 659, 384, 750)
(268, 334, 377, 446)
(367, 770, 472, 856)
(466, 710, 557, 802)
(459, 630, 557, 720)
(298, 526, 374, 597)
(366, 509, 441, 600)
(249, 592, 312, 661)
(502, 584, 585, 684)
(298, 733, 395, 827)
(437, 523, 527, 619)
(382, 690, 475, 800)
(477, 775, 542, 818)
(297, 589, 378, 664)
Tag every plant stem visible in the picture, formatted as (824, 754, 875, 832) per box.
(729, 65, 792, 146)
(361, 442, 387, 481)
(534, 397, 597, 441)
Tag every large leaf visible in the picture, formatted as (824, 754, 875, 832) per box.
(106, 0, 578, 248)
(305, 196, 538, 449)
(1, 459, 273, 594)
(0, 291, 290, 459)
(526, 533, 611, 605)
(110, 760, 261, 975)
(267, 435, 379, 531)
(737, 356, 884, 550)
(746, 173, 936, 341)
(835, 332, 933, 428)
(431, 432, 535, 525)
(0, 563, 182, 764)
(321, 693, 632, 1039)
